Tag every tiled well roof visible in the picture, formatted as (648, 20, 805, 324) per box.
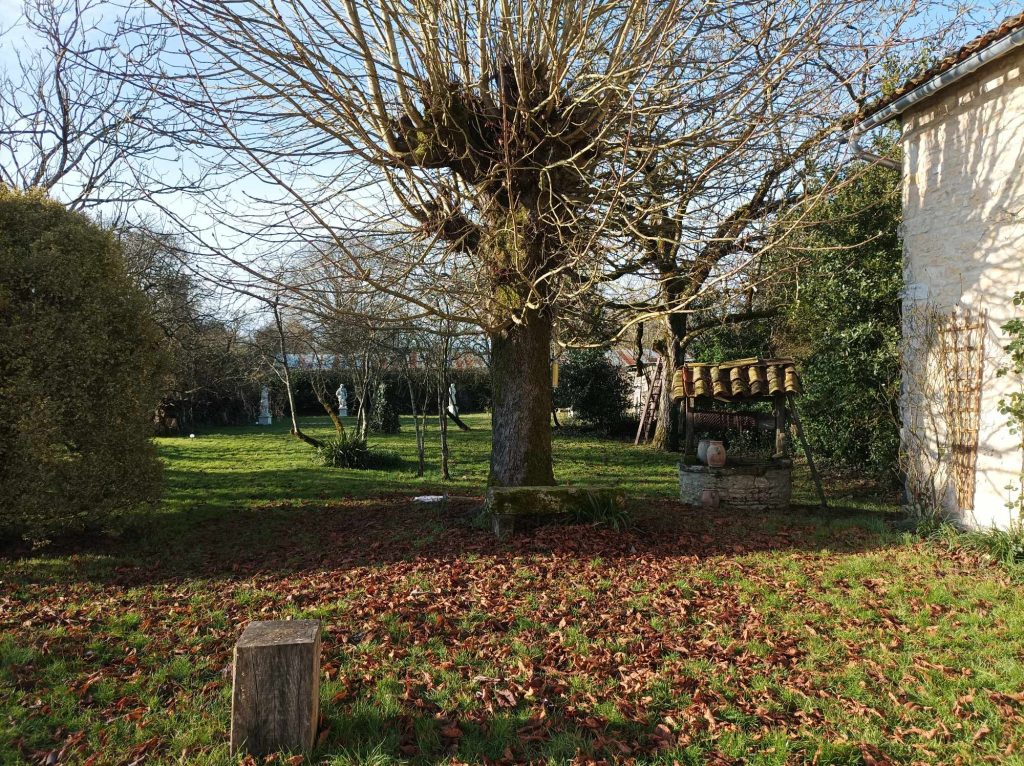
(858, 12, 1024, 122)
(671, 358, 802, 402)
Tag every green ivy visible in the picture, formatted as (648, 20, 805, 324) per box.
(998, 292, 1024, 515)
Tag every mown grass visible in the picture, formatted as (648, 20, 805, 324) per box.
(2, 416, 1023, 765)
(157, 414, 682, 509)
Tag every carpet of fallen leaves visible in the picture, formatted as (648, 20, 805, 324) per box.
(2, 498, 1024, 766)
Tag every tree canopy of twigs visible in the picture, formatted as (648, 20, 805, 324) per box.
(0, 0, 192, 220)
(123, 0, 961, 484)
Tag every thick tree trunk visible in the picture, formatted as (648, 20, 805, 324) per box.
(489, 308, 555, 486)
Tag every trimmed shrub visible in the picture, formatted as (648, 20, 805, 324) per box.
(0, 188, 165, 541)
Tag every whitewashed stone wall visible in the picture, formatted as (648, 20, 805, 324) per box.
(900, 46, 1024, 529)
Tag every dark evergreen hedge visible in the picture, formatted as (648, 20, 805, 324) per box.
(0, 189, 165, 541)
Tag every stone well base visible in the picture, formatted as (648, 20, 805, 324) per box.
(678, 459, 792, 511)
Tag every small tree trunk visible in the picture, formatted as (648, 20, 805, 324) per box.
(447, 410, 472, 431)
(652, 312, 686, 452)
(354, 349, 372, 440)
(489, 308, 555, 486)
(408, 378, 426, 477)
(313, 386, 344, 436)
(437, 368, 451, 481)
(356, 384, 371, 441)
(272, 302, 321, 449)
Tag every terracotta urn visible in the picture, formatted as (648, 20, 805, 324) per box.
(705, 440, 727, 467)
(697, 439, 711, 464)
(700, 488, 720, 510)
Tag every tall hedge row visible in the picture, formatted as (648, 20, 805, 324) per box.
(0, 188, 165, 541)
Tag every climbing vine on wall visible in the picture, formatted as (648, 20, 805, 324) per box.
(939, 306, 986, 512)
(998, 292, 1024, 515)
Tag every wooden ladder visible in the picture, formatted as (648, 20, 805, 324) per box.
(634, 357, 664, 445)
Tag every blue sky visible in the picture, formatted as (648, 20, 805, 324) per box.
(0, 0, 1017, 319)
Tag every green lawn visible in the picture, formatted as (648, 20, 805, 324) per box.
(158, 414, 683, 515)
(2, 416, 1024, 765)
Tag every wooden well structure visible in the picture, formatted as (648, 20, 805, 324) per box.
(671, 357, 826, 508)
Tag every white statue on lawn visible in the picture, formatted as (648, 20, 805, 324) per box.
(447, 383, 458, 416)
(336, 383, 348, 417)
(257, 385, 272, 425)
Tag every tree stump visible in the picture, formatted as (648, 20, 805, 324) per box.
(230, 620, 321, 756)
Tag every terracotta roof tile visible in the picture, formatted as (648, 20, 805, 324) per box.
(671, 358, 802, 402)
(858, 12, 1024, 122)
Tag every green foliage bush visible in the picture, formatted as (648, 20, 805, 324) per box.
(370, 380, 401, 434)
(0, 188, 165, 541)
(313, 433, 403, 470)
(999, 291, 1024, 514)
(783, 163, 903, 480)
(687, 159, 903, 481)
(555, 348, 630, 433)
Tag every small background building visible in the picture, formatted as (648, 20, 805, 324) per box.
(855, 14, 1024, 528)
(608, 347, 660, 416)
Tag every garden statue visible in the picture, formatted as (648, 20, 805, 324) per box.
(257, 386, 272, 426)
(336, 383, 348, 417)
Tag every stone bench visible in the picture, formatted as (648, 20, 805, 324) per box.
(485, 486, 627, 538)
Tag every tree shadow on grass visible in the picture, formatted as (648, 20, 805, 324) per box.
(4, 480, 904, 588)
(308, 703, 744, 766)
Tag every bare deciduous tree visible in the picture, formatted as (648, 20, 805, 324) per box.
(0, 0, 186, 217)
(130, 0, 954, 483)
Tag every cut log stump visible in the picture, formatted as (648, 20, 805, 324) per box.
(485, 486, 627, 538)
(230, 619, 321, 756)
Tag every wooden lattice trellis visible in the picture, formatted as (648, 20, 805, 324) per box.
(938, 307, 986, 510)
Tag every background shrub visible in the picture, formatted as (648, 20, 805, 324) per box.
(555, 348, 630, 433)
(370, 380, 401, 433)
(0, 189, 165, 541)
(313, 433, 403, 470)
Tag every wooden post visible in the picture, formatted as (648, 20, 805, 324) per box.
(787, 394, 827, 508)
(231, 620, 321, 756)
(683, 397, 696, 456)
(773, 394, 790, 457)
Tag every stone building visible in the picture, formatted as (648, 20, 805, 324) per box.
(852, 14, 1024, 529)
